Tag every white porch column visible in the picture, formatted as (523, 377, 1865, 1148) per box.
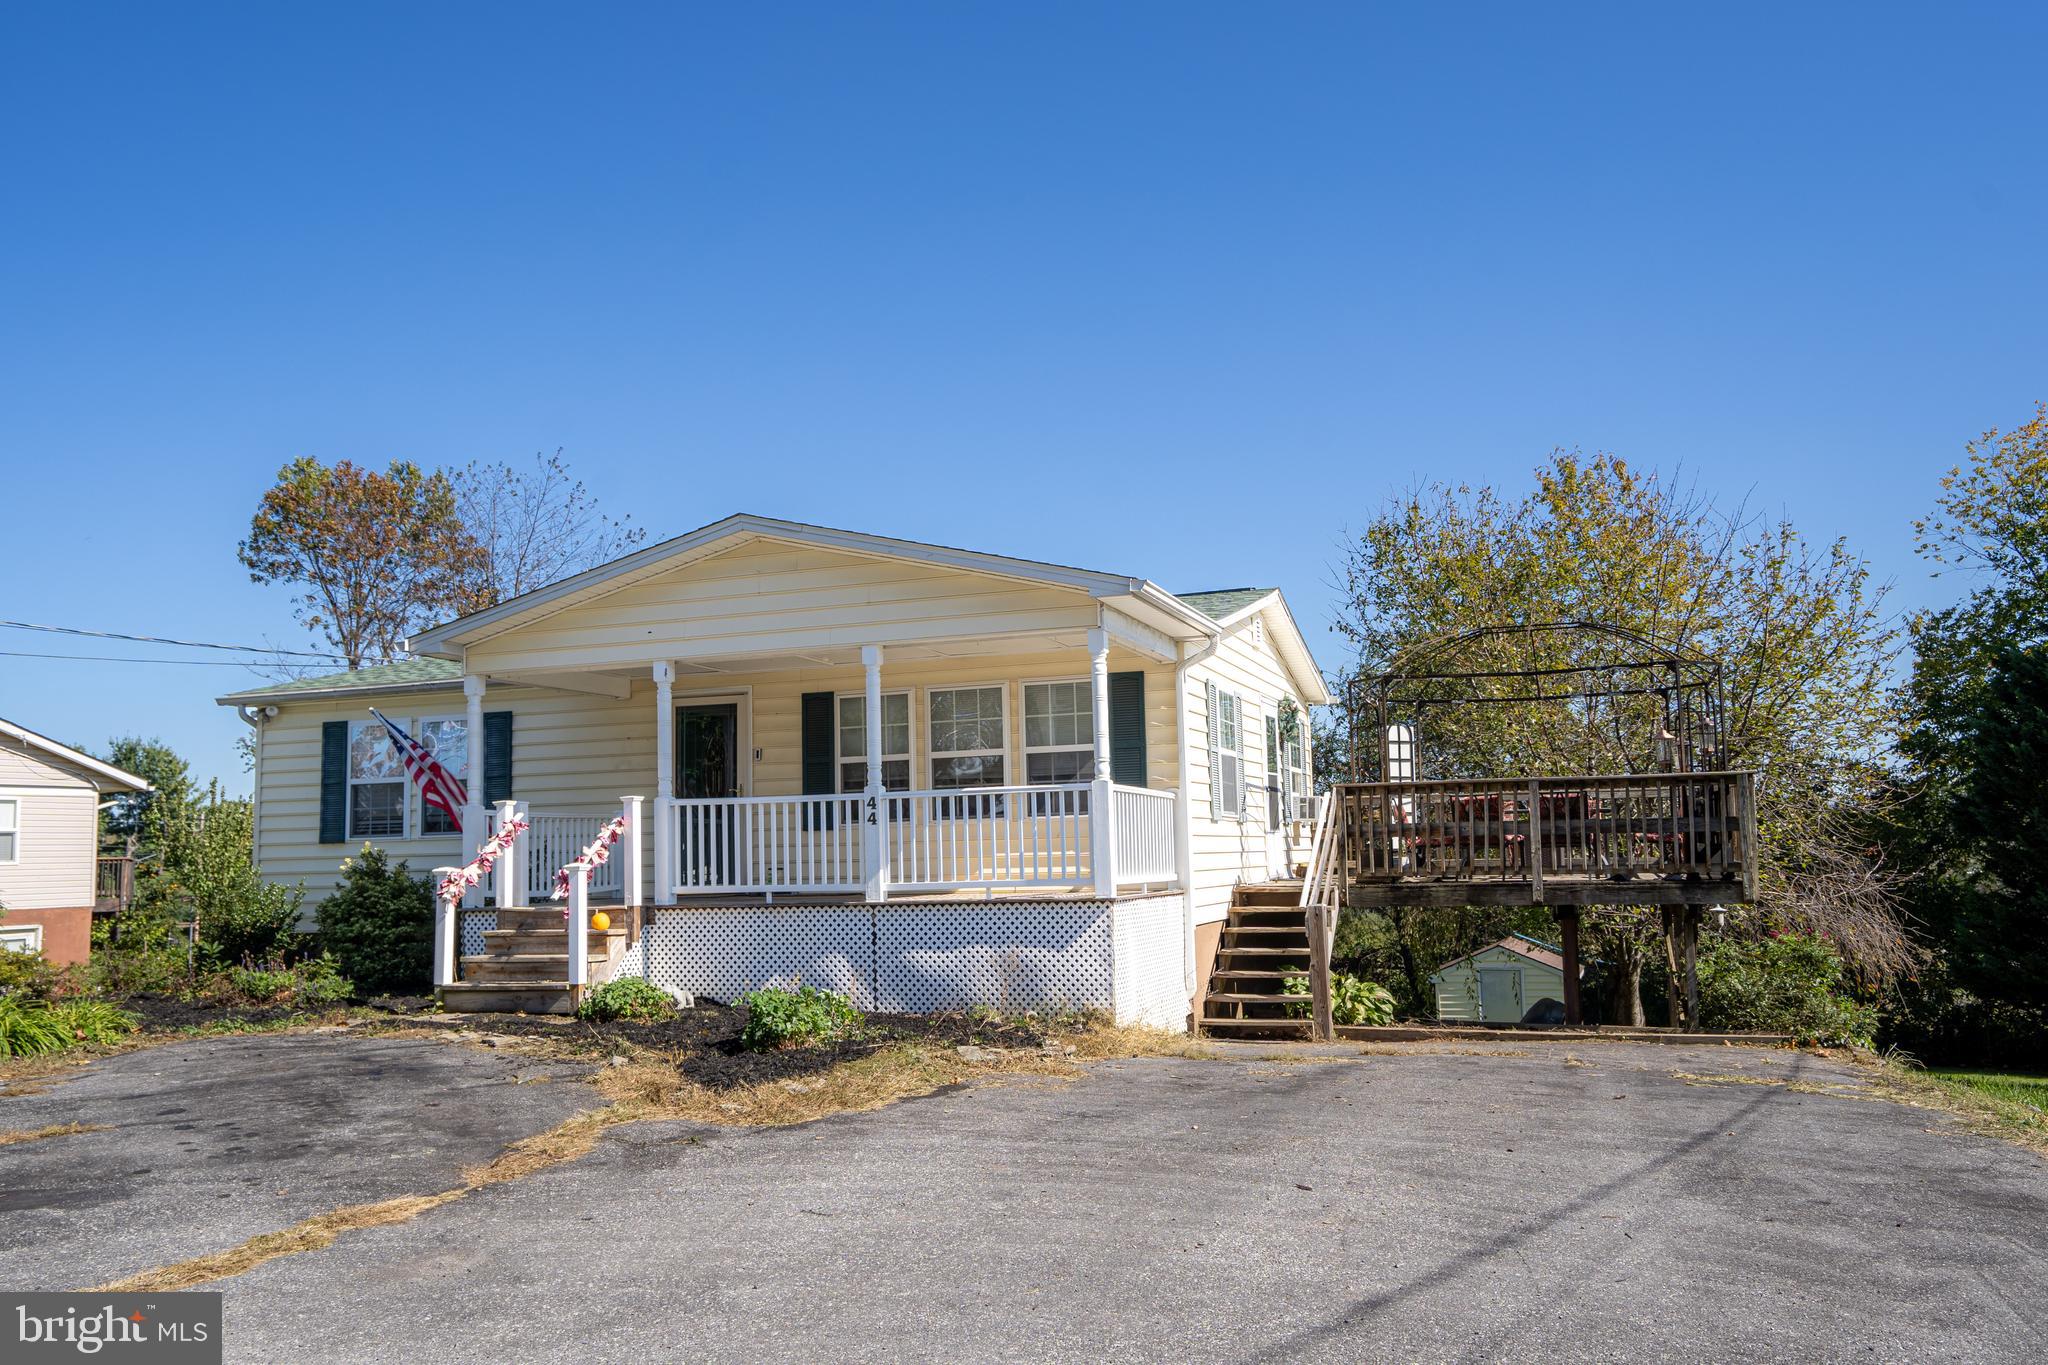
(493, 800, 519, 907)
(461, 675, 487, 908)
(621, 794, 644, 908)
(1088, 627, 1118, 897)
(861, 645, 888, 903)
(652, 662, 675, 905)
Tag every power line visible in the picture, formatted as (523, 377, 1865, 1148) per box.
(0, 650, 343, 669)
(0, 620, 351, 660)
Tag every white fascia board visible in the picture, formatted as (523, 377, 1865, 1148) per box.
(1210, 591, 1332, 705)
(409, 513, 1165, 657)
(0, 717, 153, 792)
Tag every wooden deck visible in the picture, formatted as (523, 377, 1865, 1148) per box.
(1327, 772, 1757, 909)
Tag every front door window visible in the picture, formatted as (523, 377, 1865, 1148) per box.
(677, 704, 740, 799)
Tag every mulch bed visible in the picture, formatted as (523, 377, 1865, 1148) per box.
(403, 1003, 1071, 1089)
(111, 993, 312, 1032)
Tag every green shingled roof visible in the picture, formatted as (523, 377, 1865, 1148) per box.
(218, 657, 463, 703)
(1176, 587, 1275, 621)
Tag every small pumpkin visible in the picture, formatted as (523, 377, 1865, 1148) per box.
(590, 911, 611, 932)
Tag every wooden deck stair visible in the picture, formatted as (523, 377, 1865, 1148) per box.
(1199, 882, 1314, 1038)
(438, 906, 632, 1015)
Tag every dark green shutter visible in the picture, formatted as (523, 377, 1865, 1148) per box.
(801, 691, 836, 829)
(319, 721, 348, 844)
(1108, 670, 1146, 786)
(482, 711, 514, 804)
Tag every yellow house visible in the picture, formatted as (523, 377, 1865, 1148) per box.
(218, 514, 1328, 1026)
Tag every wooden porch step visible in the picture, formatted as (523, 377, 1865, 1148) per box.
(1223, 924, 1307, 936)
(438, 982, 577, 1015)
(1209, 968, 1305, 979)
(481, 928, 626, 952)
(1204, 992, 1310, 1004)
(1216, 945, 1311, 956)
(1197, 1017, 1313, 1034)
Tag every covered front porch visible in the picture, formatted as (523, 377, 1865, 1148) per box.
(449, 620, 1187, 911)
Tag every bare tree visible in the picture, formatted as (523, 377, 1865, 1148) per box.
(453, 449, 650, 606)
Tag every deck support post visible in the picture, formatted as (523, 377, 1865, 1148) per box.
(652, 662, 674, 905)
(861, 646, 888, 903)
(1682, 903, 1703, 1028)
(1306, 898, 1335, 1042)
(1557, 909, 1582, 1026)
(461, 675, 488, 908)
(1087, 627, 1117, 898)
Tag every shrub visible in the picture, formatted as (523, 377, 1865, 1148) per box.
(0, 949, 82, 1003)
(197, 955, 354, 1009)
(1283, 972, 1397, 1026)
(317, 847, 433, 996)
(0, 995, 138, 1056)
(739, 984, 861, 1050)
(577, 977, 678, 1023)
(1698, 931, 1877, 1047)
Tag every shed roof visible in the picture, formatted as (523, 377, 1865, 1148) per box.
(1433, 934, 1567, 975)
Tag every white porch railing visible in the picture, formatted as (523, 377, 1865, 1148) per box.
(661, 783, 1179, 899)
(530, 811, 625, 897)
(1111, 784, 1177, 884)
(673, 793, 867, 895)
(883, 783, 1091, 891)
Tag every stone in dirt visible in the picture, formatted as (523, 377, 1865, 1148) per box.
(955, 1045, 1001, 1063)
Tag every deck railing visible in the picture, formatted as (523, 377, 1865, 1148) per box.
(1330, 771, 1756, 893)
(662, 783, 1179, 899)
(94, 856, 135, 912)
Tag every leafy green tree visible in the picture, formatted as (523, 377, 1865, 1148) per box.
(1886, 407, 2048, 1063)
(1331, 452, 1907, 1021)
(238, 457, 487, 669)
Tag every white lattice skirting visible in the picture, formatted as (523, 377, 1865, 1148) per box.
(631, 894, 1189, 1027)
(456, 910, 498, 958)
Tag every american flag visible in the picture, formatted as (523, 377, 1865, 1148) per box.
(368, 708, 468, 824)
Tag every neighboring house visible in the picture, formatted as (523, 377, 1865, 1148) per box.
(218, 513, 1328, 1026)
(1430, 934, 1574, 1024)
(0, 718, 150, 966)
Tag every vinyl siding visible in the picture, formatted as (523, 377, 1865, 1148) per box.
(1185, 607, 1312, 926)
(253, 645, 1177, 910)
(0, 744, 102, 911)
(460, 539, 1102, 674)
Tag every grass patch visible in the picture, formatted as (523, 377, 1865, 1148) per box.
(1862, 1059, 2048, 1160)
(1927, 1069, 2048, 1112)
(0, 1121, 109, 1147)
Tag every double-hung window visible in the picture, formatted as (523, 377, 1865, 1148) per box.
(838, 692, 911, 793)
(1207, 682, 1245, 819)
(416, 717, 470, 836)
(1023, 680, 1093, 815)
(928, 685, 1006, 817)
(347, 720, 406, 839)
(1284, 722, 1309, 821)
(0, 797, 18, 863)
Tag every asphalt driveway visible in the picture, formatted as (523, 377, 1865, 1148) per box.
(5, 1033, 2043, 1362)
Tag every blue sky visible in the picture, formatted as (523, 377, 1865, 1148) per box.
(4, 2, 2044, 789)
